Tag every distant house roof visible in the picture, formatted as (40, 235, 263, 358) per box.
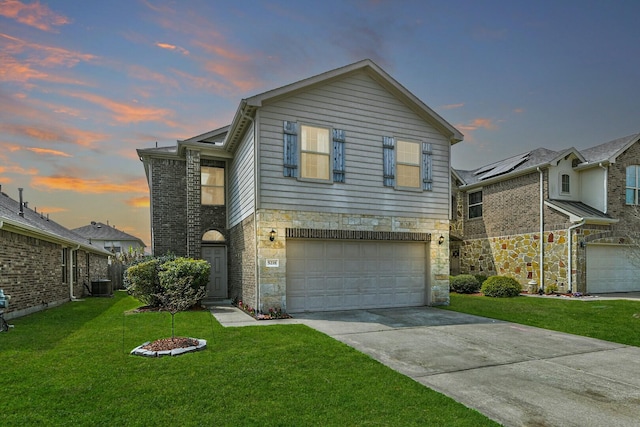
(455, 132, 640, 188)
(72, 222, 146, 248)
(0, 190, 111, 256)
(580, 132, 640, 164)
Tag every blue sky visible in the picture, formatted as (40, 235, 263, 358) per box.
(1, 0, 639, 248)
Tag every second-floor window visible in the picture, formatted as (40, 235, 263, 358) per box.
(396, 140, 421, 189)
(301, 125, 331, 181)
(561, 174, 570, 193)
(468, 190, 483, 219)
(201, 166, 225, 205)
(626, 165, 640, 205)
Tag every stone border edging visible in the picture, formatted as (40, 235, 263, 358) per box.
(130, 338, 207, 357)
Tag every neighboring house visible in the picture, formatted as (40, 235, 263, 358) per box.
(452, 132, 640, 294)
(72, 221, 146, 255)
(0, 187, 111, 319)
(138, 59, 463, 312)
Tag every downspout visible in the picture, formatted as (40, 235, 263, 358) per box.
(537, 167, 544, 292)
(240, 106, 260, 312)
(599, 163, 608, 214)
(567, 220, 585, 293)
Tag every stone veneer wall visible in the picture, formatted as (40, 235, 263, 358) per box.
(255, 209, 449, 311)
(150, 157, 187, 256)
(461, 225, 611, 293)
(228, 215, 256, 306)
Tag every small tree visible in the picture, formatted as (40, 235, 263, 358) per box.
(157, 258, 210, 338)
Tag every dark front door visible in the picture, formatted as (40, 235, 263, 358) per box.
(202, 246, 227, 298)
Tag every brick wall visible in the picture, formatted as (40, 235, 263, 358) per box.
(0, 230, 107, 319)
(608, 141, 640, 235)
(464, 171, 568, 239)
(228, 215, 256, 306)
(150, 157, 187, 256)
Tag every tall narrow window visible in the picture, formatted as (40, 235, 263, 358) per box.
(201, 166, 225, 205)
(61, 248, 69, 283)
(626, 165, 640, 205)
(468, 191, 483, 219)
(301, 125, 330, 180)
(396, 140, 421, 188)
(561, 174, 570, 193)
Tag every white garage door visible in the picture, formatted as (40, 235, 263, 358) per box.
(286, 240, 426, 312)
(587, 244, 640, 293)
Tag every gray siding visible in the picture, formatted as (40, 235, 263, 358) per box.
(256, 71, 451, 218)
(229, 123, 255, 227)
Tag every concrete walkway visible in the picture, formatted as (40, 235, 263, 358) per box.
(210, 304, 640, 427)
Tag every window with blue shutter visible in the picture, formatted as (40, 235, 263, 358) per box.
(283, 121, 298, 177)
(422, 142, 433, 191)
(333, 129, 345, 183)
(382, 136, 395, 187)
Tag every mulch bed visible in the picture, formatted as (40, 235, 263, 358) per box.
(141, 337, 200, 351)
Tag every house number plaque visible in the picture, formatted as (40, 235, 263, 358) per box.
(266, 259, 279, 268)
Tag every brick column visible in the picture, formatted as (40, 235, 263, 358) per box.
(186, 149, 201, 258)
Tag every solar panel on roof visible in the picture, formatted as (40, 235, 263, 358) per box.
(477, 153, 530, 180)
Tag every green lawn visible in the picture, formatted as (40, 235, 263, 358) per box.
(443, 293, 640, 347)
(1, 292, 495, 427)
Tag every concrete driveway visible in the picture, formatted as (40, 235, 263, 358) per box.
(211, 304, 640, 426)
(290, 307, 640, 427)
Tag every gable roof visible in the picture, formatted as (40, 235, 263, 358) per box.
(0, 190, 111, 256)
(580, 132, 640, 165)
(455, 132, 640, 188)
(72, 222, 145, 247)
(224, 59, 464, 153)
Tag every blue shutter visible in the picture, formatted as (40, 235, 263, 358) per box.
(283, 121, 298, 177)
(422, 142, 432, 191)
(382, 136, 395, 187)
(332, 129, 345, 183)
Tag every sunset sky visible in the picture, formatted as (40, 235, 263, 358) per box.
(1, 0, 639, 249)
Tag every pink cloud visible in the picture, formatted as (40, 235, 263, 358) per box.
(25, 147, 72, 157)
(0, 0, 70, 32)
(514, 108, 524, 113)
(63, 90, 176, 125)
(456, 118, 498, 132)
(0, 123, 108, 147)
(32, 175, 149, 194)
(155, 42, 189, 55)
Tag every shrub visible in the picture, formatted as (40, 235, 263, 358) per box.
(158, 258, 210, 291)
(474, 274, 488, 286)
(125, 259, 163, 307)
(544, 282, 558, 295)
(450, 274, 480, 294)
(481, 276, 522, 298)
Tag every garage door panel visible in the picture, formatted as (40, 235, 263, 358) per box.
(587, 245, 640, 293)
(286, 240, 426, 312)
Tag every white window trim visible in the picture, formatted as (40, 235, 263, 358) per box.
(395, 139, 422, 191)
(201, 166, 225, 206)
(298, 123, 333, 183)
(626, 165, 640, 205)
(560, 174, 570, 194)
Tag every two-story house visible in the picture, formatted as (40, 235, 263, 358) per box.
(72, 221, 146, 255)
(138, 59, 463, 313)
(452, 132, 640, 294)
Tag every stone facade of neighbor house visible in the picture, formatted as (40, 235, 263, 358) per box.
(138, 60, 463, 312)
(0, 188, 111, 320)
(453, 133, 640, 294)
